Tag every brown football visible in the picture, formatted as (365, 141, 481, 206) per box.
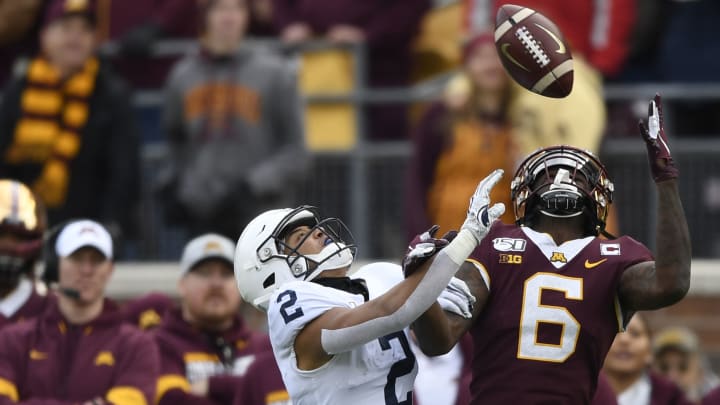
(494, 4, 573, 98)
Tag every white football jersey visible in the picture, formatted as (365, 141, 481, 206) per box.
(268, 262, 417, 405)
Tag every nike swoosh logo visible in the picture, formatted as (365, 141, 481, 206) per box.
(500, 43, 530, 72)
(534, 23, 566, 54)
(29, 350, 47, 360)
(584, 259, 608, 269)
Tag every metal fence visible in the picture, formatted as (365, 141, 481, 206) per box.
(116, 40, 720, 260)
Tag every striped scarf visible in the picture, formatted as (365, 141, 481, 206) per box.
(4, 57, 99, 207)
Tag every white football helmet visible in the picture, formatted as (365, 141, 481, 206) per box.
(234, 206, 357, 311)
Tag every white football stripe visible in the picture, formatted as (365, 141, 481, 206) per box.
(494, 7, 536, 41)
(531, 59, 574, 94)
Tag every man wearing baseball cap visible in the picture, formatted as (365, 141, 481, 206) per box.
(653, 327, 720, 402)
(0, 219, 159, 405)
(154, 233, 283, 405)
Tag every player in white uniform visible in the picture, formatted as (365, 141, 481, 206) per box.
(233, 170, 506, 405)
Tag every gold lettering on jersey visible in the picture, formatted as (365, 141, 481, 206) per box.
(499, 254, 523, 264)
(550, 252, 567, 263)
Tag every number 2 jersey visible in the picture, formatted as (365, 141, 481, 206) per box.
(267, 262, 417, 405)
(468, 223, 653, 404)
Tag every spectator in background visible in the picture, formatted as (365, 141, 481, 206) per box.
(0, 219, 159, 405)
(0, 0, 140, 249)
(0, 179, 48, 328)
(154, 233, 278, 405)
(462, 0, 636, 78)
(603, 313, 691, 405)
(93, 0, 198, 89)
(0, 0, 48, 86)
(405, 32, 515, 239)
(160, 0, 307, 239)
(233, 351, 289, 405)
(655, 0, 720, 137)
(653, 327, 720, 403)
(274, 0, 431, 141)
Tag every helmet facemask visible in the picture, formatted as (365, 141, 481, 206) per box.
(511, 146, 614, 236)
(258, 206, 357, 283)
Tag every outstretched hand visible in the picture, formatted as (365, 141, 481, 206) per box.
(402, 225, 456, 277)
(461, 169, 506, 244)
(638, 94, 679, 182)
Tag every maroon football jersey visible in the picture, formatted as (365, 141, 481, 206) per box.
(468, 223, 653, 404)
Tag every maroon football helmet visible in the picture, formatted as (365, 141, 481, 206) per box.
(510, 146, 614, 236)
(0, 180, 46, 278)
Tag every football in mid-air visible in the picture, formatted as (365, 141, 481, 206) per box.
(494, 4, 573, 98)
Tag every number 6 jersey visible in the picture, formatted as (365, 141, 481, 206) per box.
(267, 263, 418, 405)
(468, 223, 653, 404)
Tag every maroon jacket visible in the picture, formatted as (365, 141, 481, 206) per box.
(591, 371, 619, 405)
(233, 351, 289, 405)
(154, 308, 272, 405)
(0, 296, 159, 405)
(122, 292, 175, 331)
(648, 372, 694, 405)
(0, 286, 48, 329)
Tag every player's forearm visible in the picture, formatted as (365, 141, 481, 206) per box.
(412, 304, 457, 356)
(654, 180, 691, 302)
(320, 231, 477, 354)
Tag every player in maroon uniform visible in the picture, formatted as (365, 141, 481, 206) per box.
(409, 94, 691, 404)
(0, 179, 48, 328)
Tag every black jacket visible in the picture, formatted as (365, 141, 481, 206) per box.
(0, 59, 140, 237)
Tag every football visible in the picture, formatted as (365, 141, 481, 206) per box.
(494, 4, 573, 98)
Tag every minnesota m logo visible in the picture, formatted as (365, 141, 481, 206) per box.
(94, 351, 115, 366)
(550, 252, 567, 263)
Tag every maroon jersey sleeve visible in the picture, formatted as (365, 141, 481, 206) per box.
(467, 224, 654, 404)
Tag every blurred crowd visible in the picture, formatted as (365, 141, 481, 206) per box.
(1, 1, 720, 401)
(1, 0, 719, 253)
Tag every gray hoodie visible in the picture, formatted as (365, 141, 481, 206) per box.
(163, 45, 308, 219)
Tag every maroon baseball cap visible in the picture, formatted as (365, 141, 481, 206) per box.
(44, 0, 96, 27)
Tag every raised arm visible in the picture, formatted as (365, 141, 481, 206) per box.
(294, 170, 506, 369)
(619, 94, 691, 310)
(411, 260, 489, 356)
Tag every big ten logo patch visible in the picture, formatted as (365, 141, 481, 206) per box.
(499, 254, 523, 264)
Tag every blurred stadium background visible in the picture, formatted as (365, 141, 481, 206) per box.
(3, 0, 720, 377)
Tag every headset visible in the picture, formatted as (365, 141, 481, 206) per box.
(41, 219, 83, 298)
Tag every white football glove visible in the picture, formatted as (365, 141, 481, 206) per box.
(461, 169, 506, 244)
(438, 276, 476, 319)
